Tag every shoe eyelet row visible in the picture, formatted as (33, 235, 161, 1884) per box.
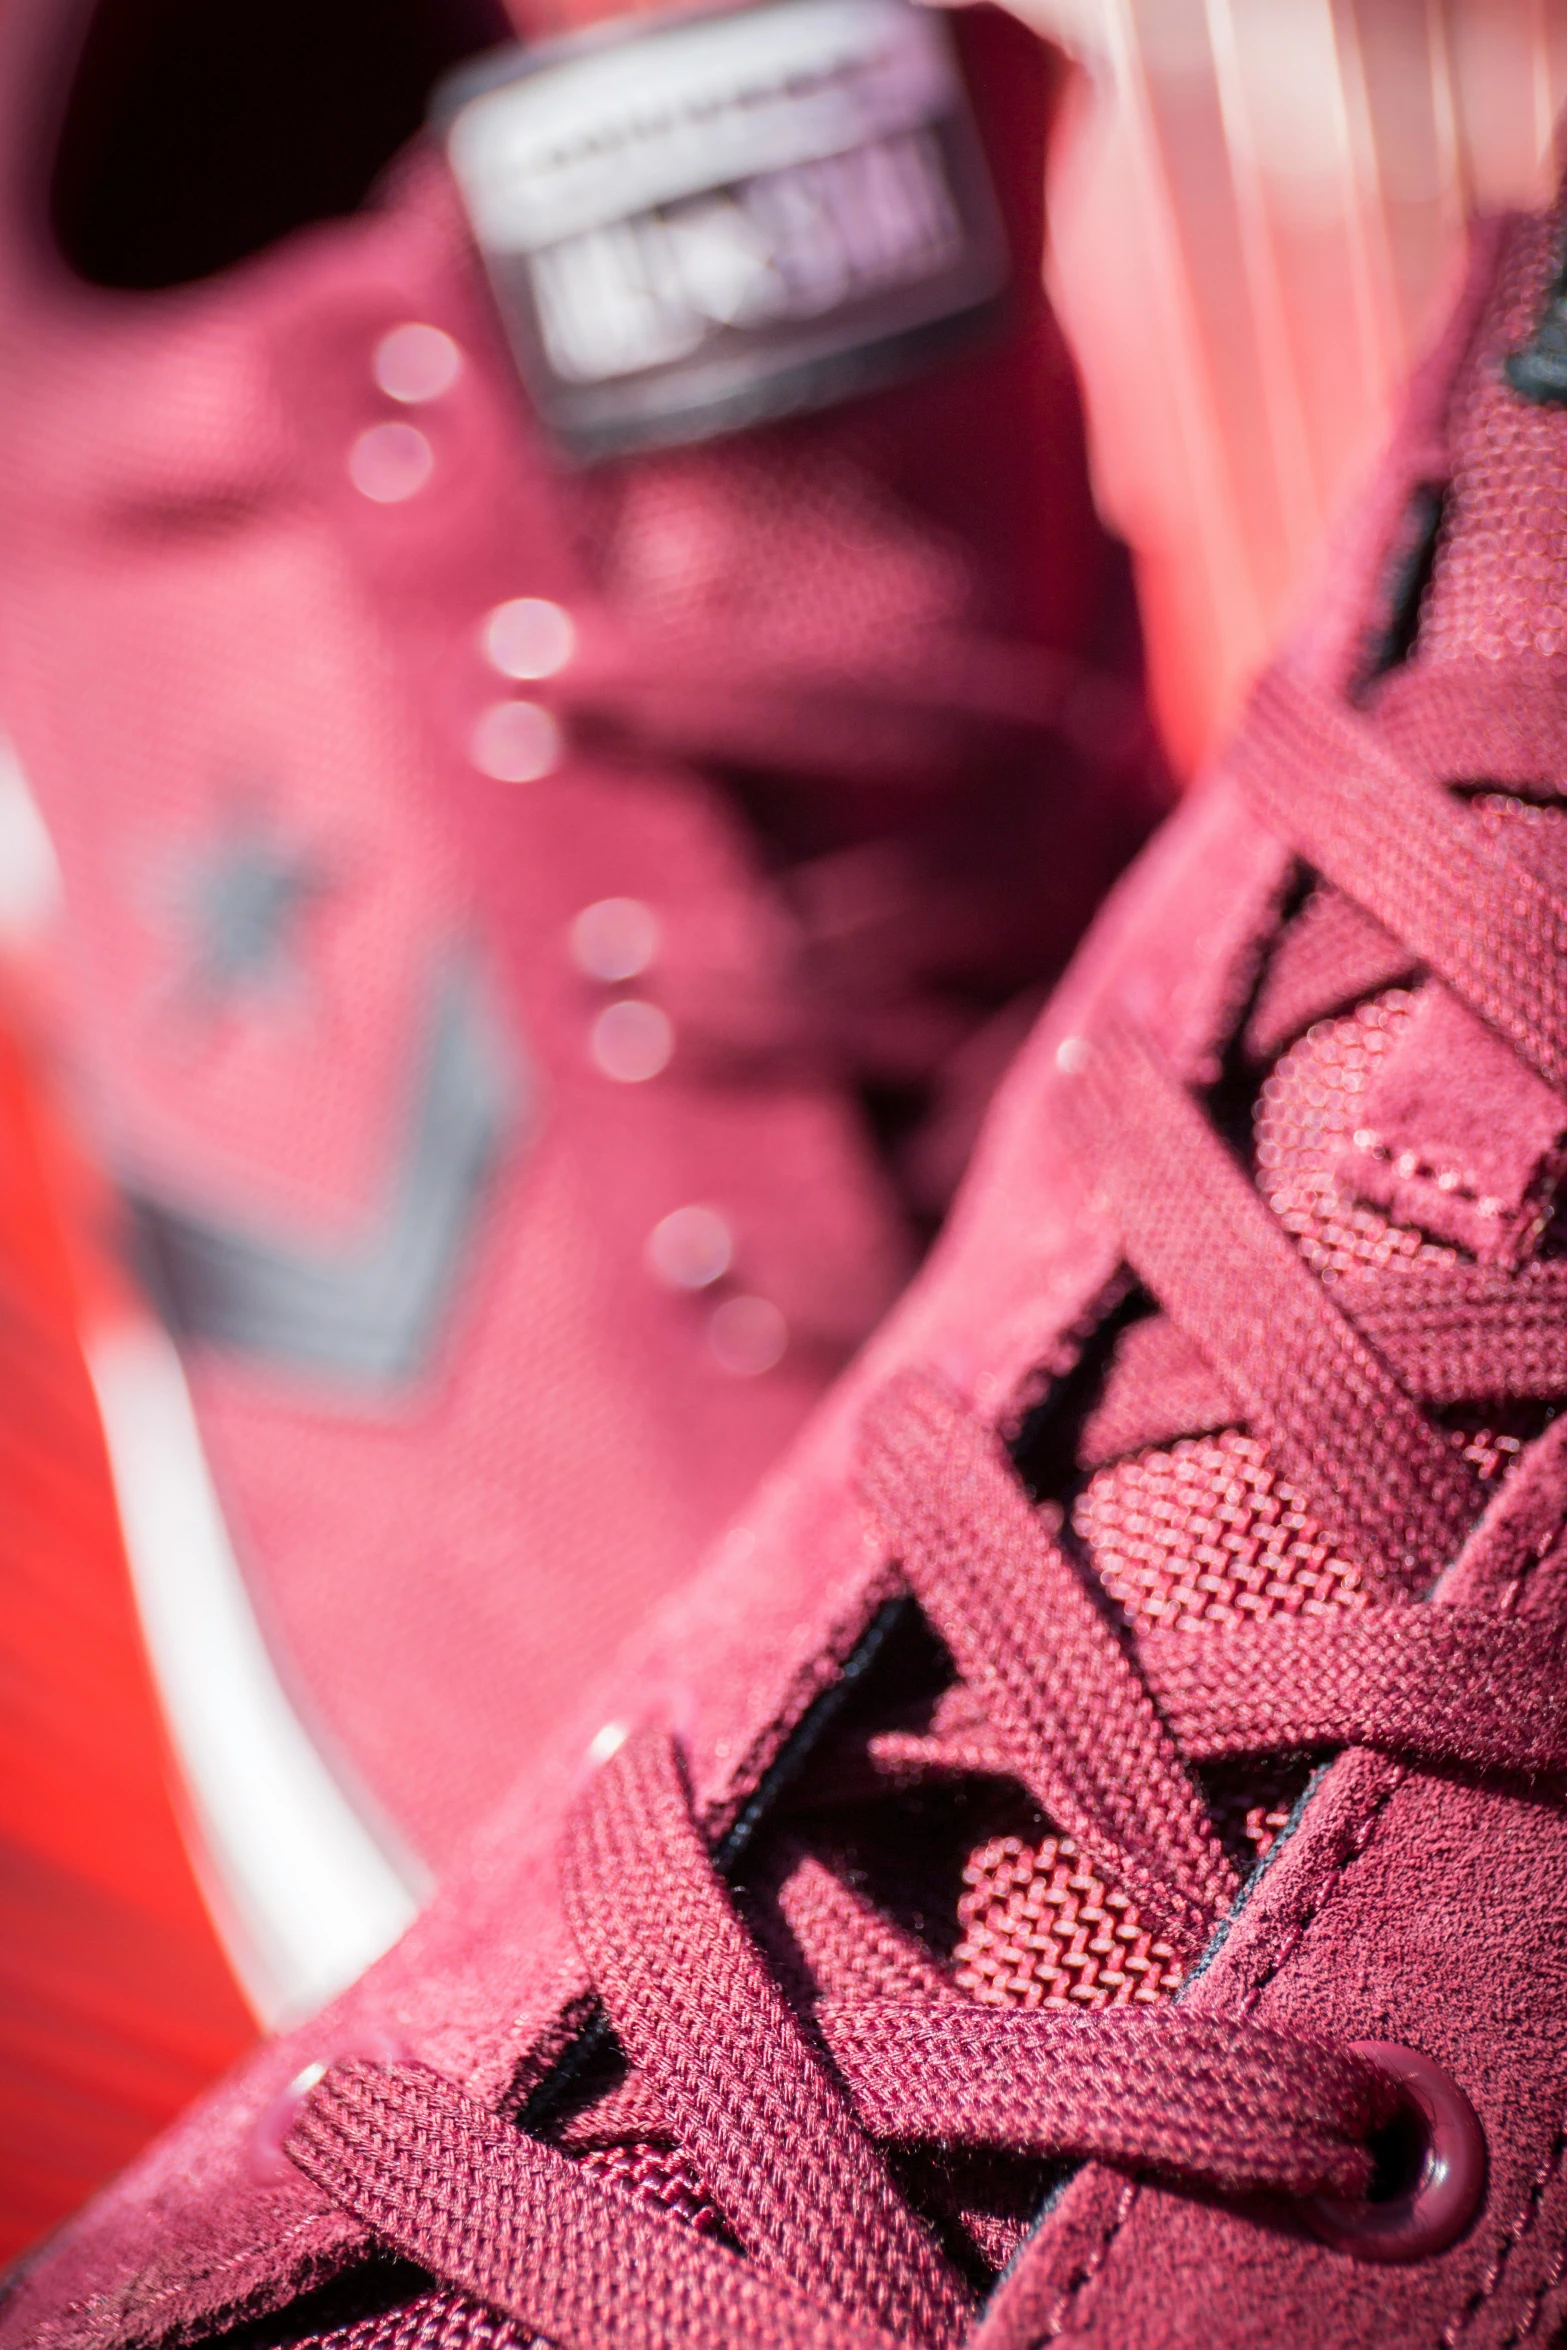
(473, 599, 576, 782)
(470, 698, 561, 783)
(564, 904, 786, 1366)
(348, 326, 576, 784)
(349, 321, 462, 503)
(347, 325, 784, 1365)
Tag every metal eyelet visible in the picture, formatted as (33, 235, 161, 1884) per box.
(1306, 2040, 1486, 2262)
(248, 2030, 408, 2186)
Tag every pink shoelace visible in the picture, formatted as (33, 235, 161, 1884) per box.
(285, 666, 1567, 2347)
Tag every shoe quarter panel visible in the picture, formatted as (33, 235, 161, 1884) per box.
(986, 1757, 1567, 2347)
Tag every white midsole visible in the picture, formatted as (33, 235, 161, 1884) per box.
(88, 1319, 425, 2029)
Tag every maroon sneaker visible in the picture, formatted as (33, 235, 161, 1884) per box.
(0, 0, 1159, 2023)
(13, 137, 1567, 2350)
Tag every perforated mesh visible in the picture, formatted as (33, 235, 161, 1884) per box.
(1201, 1770, 1304, 1874)
(1075, 1427, 1369, 1631)
(949, 1446, 1336, 2020)
(594, 439, 980, 664)
(953, 1832, 1183, 2011)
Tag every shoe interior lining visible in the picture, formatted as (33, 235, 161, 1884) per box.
(50, 0, 509, 290)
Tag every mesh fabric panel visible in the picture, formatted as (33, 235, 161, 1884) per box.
(953, 1832, 1183, 2012)
(1075, 1428, 1370, 1631)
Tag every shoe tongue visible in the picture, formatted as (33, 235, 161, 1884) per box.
(1396, 985, 1563, 1229)
(1410, 193, 1567, 670)
(1045, 202, 1567, 1914)
(1271, 975, 1567, 1274)
(1254, 180, 1567, 1284)
(1051, 210, 1567, 1960)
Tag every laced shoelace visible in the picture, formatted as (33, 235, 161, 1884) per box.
(285, 663, 1567, 2347)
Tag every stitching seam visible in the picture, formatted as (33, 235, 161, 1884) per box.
(1442, 2114, 1567, 2347)
(1033, 2180, 1138, 2345)
(1238, 1767, 1406, 2018)
(1038, 1760, 1406, 2344)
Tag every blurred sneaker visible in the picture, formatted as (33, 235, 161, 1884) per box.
(14, 121, 1567, 2350)
(0, 1000, 254, 2266)
(0, 0, 1160, 2036)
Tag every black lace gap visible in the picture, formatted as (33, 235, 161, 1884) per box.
(1007, 1279, 1152, 1506)
(1505, 224, 1567, 407)
(1355, 480, 1448, 688)
(513, 1593, 920, 2142)
(198, 2257, 434, 2348)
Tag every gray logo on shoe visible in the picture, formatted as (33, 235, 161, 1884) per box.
(127, 962, 525, 1384)
(182, 817, 332, 1002)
